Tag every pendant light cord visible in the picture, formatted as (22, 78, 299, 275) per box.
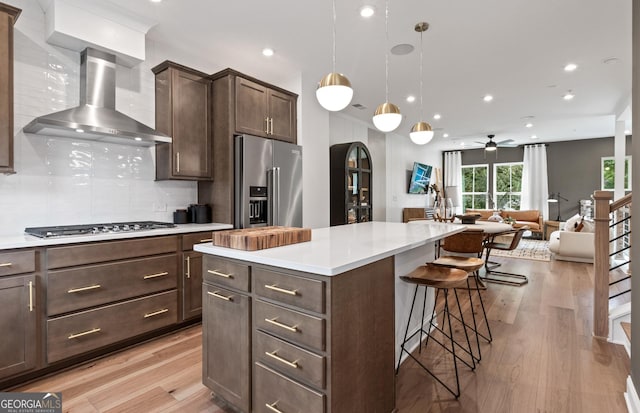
(332, 0, 336, 73)
(419, 28, 424, 114)
(384, 0, 389, 102)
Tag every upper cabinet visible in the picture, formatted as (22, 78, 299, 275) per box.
(0, 3, 20, 174)
(235, 76, 297, 143)
(152, 61, 213, 180)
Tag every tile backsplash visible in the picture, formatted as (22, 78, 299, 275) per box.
(0, 1, 197, 237)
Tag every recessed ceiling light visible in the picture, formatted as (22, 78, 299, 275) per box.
(564, 63, 577, 72)
(134, 137, 142, 141)
(563, 91, 575, 100)
(525, 122, 533, 128)
(75, 128, 84, 133)
(530, 135, 538, 139)
(433, 113, 441, 120)
(625, 129, 631, 134)
(483, 94, 493, 102)
(406, 95, 416, 103)
(262, 48, 274, 57)
(359, 5, 375, 18)
(443, 133, 449, 138)
(150, 0, 162, 3)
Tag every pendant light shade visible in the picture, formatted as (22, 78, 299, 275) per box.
(316, 73, 353, 111)
(410, 22, 433, 145)
(316, 0, 353, 112)
(409, 121, 434, 145)
(373, 0, 401, 133)
(373, 102, 402, 132)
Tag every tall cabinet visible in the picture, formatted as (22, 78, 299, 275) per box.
(0, 3, 20, 174)
(330, 142, 373, 226)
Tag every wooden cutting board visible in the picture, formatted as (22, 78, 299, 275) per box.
(212, 226, 312, 251)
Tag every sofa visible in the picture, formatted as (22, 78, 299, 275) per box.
(465, 209, 544, 236)
(547, 215, 595, 263)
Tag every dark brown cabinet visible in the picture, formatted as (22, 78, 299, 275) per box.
(153, 61, 213, 180)
(181, 231, 213, 321)
(202, 256, 251, 413)
(330, 142, 373, 226)
(199, 69, 298, 226)
(0, 3, 20, 174)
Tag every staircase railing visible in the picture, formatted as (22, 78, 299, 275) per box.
(593, 191, 632, 339)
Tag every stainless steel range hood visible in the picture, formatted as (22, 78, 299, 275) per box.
(24, 48, 171, 147)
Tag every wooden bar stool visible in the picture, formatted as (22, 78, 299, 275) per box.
(432, 230, 493, 362)
(396, 264, 475, 398)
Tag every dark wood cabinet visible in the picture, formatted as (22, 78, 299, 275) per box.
(181, 231, 213, 321)
(202, 255, 251, 413)
(198, 69, 298, 226)
(153, 61, 213, 180)
(0, 3, 20, 174)
(330, 142, 373, 226)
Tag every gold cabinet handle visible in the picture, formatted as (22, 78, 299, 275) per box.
(143, 271, 169, 280)
(0, 262, 12, 267)
(67, 284, 101, 293)
(28, 281, 34, 312)
(144, 308, 169, 318)
(265, 284, 298, 296)
(265, 402, 285, 413)
(264, 117, 270, 135)
(265, 350, 299, 369)
(265, 317, 298, 333)
(269, 117, 274, 135)
(68, 328, 101, 339)
(208, 291, 233, 302)
(176, 152, 180, 173)
(207, 269, 233, 279)
(185, 256, 191, 279)
(200, 238, 213, 243)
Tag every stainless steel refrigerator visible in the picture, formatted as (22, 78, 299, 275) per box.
(235, 135, 303, 228)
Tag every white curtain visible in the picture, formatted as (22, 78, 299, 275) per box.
(521, 144, 549, 219)
(444, 151, 462, 213)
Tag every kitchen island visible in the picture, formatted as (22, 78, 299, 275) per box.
(194, 221, 463, 413)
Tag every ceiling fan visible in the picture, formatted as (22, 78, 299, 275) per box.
(474, 134, 517, 151)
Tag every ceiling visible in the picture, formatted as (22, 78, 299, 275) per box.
(101, 0, 631, 150)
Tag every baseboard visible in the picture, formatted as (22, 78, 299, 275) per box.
(625, 376, 640, 413)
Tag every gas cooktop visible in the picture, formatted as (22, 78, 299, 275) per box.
(25, 221, 176, 238)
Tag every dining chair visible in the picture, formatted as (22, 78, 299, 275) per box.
(482, 227, 529, 286)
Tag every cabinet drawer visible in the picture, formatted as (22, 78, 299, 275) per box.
(47, 290, 177, 363)
(0, 250, 35, 277)
(254, 268, 324, 313)
(47, 254, 178, 316)
(255, 331, 325, 389)
(254, 362, 324, 413)
(255, 300, 325, 351)
(203, 255, 250, 292)
(47, 236, 178, 269)
(182, 231, 213, 251)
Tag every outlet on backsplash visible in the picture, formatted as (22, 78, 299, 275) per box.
(153, 203, 167, 212)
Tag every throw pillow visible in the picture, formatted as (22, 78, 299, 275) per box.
(564, 214, 581, 232)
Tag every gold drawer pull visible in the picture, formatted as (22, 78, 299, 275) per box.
(0, 262, 12, 267)
(68, 328, 101, 339)
(67, 284, 101, 293)
(265, 284, 298, 296)
(208, 291, 233, 302)
(199, 238, 213, 242)
(265, 351, 299, 369)
(265, 317, 298, 333)
(28, 281, 34, 312)
(265, 402, 285, 413)
(207, 269, 233, 279)
(144, 308, 169, 318)
(143, 271, 169, 280)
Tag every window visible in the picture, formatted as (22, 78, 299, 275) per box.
(493, 162, 522, 210)
(601, 156, 631, 191)
(461, 164, 488, 211)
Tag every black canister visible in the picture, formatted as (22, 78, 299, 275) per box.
(173, 209, 188, 224)
(193, 204, 212, 223)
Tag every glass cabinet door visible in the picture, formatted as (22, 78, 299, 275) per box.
(359, 147, 370, 170)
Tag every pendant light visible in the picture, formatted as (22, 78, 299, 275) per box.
(410, 22, 434, 145)
(373, 0, 402, 132)
(316, 0, 353, 111)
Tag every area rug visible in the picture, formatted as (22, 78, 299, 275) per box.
(489, 239, 551, 262)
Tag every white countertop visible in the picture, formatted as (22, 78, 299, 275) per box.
(194, 221, 464, 276)
(0, 223, 233, 250)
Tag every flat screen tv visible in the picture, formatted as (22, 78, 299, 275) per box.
(408, 162, 433, 194)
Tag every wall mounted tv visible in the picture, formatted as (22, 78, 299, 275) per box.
(408, 162, 433, 194)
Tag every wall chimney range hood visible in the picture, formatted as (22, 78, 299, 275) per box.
(24, 48, 171, 146)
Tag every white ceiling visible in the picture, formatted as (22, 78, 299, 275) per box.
(103, 0, 631, 150)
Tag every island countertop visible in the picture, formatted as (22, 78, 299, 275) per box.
(194, 221, 464, 276)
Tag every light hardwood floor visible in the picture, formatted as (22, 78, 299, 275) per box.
(14, 256, 630, 413)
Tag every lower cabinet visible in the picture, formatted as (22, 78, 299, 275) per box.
(0, 274, 37, 379)
(181, 231, 213, 321)
(203, 282, 251, 413)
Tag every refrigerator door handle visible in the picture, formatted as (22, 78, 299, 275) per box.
(267, 168, 274, 226)
(273, 167, 281, 226)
